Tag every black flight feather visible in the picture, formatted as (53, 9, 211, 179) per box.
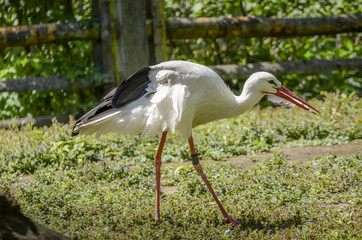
(71, 66, 151, 135)
(112, 67, 151, 108)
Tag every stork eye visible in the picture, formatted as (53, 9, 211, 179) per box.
(268, 80, 277, 87)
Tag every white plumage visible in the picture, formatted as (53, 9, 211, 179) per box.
(75, 61, 317, 139)
(72, 62, 219, 138)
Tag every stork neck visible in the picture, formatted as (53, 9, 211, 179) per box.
(235, 89, 264, 115)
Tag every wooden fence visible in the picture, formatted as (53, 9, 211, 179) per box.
(0, 0, 361, 128)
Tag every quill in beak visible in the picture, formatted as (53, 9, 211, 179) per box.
(268, 94, 295, 108)
(265, 86, 319, 114)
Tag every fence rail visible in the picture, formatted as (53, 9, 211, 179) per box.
(0, 20, 99, 47)
(211, 58, 362, 81)
(1, 58, 361, 93)
(167, 14, 362, 39)
(0, 76, 100, 92)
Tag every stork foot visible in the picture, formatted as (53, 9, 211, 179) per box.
(226, 217, 240, 227)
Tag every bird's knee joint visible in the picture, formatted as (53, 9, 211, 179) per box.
(155, 155, 162, 166)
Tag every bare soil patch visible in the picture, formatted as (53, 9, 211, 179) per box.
(227, 139, 362, 169)
(315, 203, 352, 209)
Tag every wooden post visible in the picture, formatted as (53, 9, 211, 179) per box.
(112, 0, 150, 80)
(91, 0, 114, 98)
(92, 0, 103, 77)
(95, 0, 119, 87)
(147, 0, 168, 64)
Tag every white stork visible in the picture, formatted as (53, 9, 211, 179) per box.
(72, 60, 318, 226)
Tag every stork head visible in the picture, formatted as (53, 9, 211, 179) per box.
(245, 72, 319, 114)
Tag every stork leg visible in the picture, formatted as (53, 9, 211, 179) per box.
(188, 136, 239, 226)
(154, 131, 167, 221)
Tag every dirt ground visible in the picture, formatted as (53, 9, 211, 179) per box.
(227, 139, 362, 169)
(161, 139, 362, 195)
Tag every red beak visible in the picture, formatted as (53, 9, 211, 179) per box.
(273, 86, 319, 114)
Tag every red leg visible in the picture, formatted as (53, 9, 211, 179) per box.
(155, 131, 167, 221)
(188, 136, 239, 226)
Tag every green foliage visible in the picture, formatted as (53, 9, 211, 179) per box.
(0, 0, 105, 119)
(165, 0, 362, 97)
(0, 93, 361, 238)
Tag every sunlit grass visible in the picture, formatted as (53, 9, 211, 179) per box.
(0, 92, 361, 239)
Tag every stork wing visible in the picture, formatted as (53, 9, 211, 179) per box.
(268, 94, 295, 108)
(112, 67, 151, 108)
(72, 66, 151, 135)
